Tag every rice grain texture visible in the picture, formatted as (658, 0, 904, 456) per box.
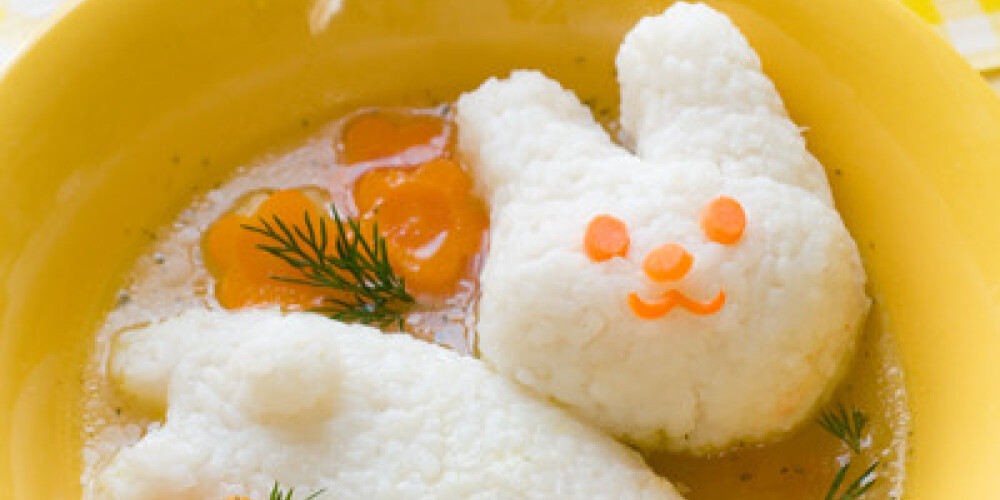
(456, 2, 869, 453)
(95, 309, 683, 500)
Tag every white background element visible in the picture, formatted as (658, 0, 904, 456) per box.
(945, 15, 1000, 56)
(0, 0, 68, 67)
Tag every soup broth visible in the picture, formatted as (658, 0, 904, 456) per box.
(82, 107, 908, 500)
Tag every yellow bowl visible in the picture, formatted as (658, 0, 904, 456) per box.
(2, 0, 1000, 498)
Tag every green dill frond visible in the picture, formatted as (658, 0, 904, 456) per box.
(818, 403, 869, 454)
(823, 460, 879, 500)
(242, 205, 414, 327)
(818, 403, 878, 499)
(268, 482, 326, 500)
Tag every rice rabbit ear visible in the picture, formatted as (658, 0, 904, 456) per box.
(615, 2, 833, 204)
(456, 70, 627, 203)
(110, 316, 204, 413)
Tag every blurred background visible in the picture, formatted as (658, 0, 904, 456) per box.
(2, 0, 1000, 91)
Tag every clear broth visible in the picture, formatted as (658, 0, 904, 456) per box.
(82, 109, 908, 500)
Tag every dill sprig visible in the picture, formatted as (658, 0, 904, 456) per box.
(824, 460, 879, 500)
(269, 482, 325, 500)
(243, 206, 414, 327)
(818, 403, 879, 500)
(818, 403, 868, 454)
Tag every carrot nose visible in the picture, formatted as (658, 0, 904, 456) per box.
(642, 244, 693, 282)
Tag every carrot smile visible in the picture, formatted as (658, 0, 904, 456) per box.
(627, 289, 726, 319)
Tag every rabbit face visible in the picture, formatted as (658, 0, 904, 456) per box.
(584, 195, 746, 320)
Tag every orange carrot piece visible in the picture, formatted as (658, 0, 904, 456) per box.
(628, 290, 726, 319)
(353, 158, 487, 295)
(584, 215, 630, 262)
(642, 243, 693, 282)
(203, 213, 246, 273)
(701, 196, 746, 245)
(203, 189, 339, 311)
(676, 289, 726, 315)
(628, 291, 676, 320)
(340, 111, 447, 165)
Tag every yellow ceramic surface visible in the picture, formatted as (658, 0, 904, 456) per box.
(1, 0, 999, 498)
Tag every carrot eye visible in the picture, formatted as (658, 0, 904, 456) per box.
(584, 215, 630, 262)
(701, 196, 746, 245)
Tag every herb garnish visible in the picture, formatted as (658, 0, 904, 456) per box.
(818, 403, 879, 500)
(824, 460, 879, 500)
(243, 206, 414, 327)
(269, 482, 325, 500)
(818, 404, 868, 454)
